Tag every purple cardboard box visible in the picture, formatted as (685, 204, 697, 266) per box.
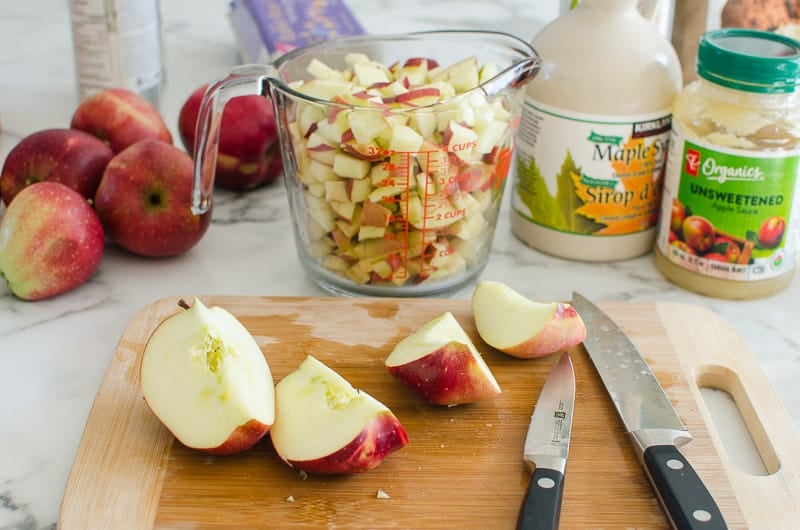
(230, 0, 366, 63)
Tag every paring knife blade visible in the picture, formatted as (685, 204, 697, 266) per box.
(571, 293, 727, 530)
(516, 352, 575, 530)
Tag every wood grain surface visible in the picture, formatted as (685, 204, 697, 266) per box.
(59, 296, 799, 529)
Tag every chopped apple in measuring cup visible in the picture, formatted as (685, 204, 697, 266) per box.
(288, 53, 515, 287)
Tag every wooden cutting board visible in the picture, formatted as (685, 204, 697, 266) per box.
(59, 296, 800, 529)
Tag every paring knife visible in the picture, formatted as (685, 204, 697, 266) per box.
(516, 352, 575, 530)
(571, 293, 728, 530)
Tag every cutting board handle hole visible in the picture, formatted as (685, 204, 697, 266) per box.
(696, 366, 779, 476)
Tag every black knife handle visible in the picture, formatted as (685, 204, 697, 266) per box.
(516, 467, 564, 530)
(643, 445, 728, 529)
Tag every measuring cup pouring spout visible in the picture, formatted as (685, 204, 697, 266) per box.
(191, 31, 540, 296)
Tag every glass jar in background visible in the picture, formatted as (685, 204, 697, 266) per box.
(68, 0, 164, 107)
(654, 29, 800, 299)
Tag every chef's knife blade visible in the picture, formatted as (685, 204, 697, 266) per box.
(516, 352, 575, 530)
(572, 292, 727, 530)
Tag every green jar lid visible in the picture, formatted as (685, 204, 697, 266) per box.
(697, 28, 800, 93)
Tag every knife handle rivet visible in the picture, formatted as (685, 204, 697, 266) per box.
(536, 477, 556, 489)
(693, 509, 712, 522)
(666, 459, 684, 470)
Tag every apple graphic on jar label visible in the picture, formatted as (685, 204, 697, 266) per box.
(682, 215, 715, 254)
(670, 198, 687, 234)
(758, 216, 785, 249)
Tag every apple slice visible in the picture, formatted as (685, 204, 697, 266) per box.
(472, 281, 587, 359)
(140, 298, 274, 455)
(270, 355, 408, 474)
(385, 312, 501, 406)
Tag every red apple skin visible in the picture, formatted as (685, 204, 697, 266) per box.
(281, 411, 408, 475)
(387, 342, 501, 405)
(197, 418, 271, 455)
(681, 215, 715, 254)
(178, 84, 282, 190)
(94, 140, 211, 258)
(71, 88, 173, 153)
(704, 252, 729, 262)
(0, 128, 114, 206)
(758, 216, 785, 248)
(0, 182, 104, 300)
(500, 303, 587, 359)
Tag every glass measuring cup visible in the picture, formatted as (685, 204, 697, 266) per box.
(192, 31, 540, 296)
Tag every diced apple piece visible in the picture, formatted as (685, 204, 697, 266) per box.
(325, 180, 349, 202)
(358, 225, 386, 240)
(448, 214, 487, 240)
(409, 111, 438, 141)
(445, 121, 479, 163)
(349, 177, 373, 203)
(310, 160, 337, 182)
(359, 200, 391, 227)
(294, 79, 353, 101)
(353, 62, 391, 89)
(329, 200, 357, 221)
(323, 254, 351, 273)
(348, 110, 390, 145)
(430, 55, 479, 93)
(140, 298, 274, 455)
(395, 87, 441, 107)
(270, 355, 408, 474)
(474, 119, 508, 155)
(388, 124, 424, 153)
(385, 312, 501, 406)
(333, 152, 371, 179)
(471, 281, 587, 359)
(307, 58, 344, 80)
(305, 192, 337, 232)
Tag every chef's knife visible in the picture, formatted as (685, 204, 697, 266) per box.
(517, 352, 575, 530)
(571, 293, 727, 530)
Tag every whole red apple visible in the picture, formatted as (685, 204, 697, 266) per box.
(94, 140, 211, 257)
(670, 198, 686, 234)
(0, 182, 104, 300)
(703, 252, 729, 262)
(681, 215, 715, 254)
(758, 216, 785, 248)
(0, 128, 113, 206)
(178, 84, 282, 190)
(713, 236, 741, 263)
(71, 88, 172, 153)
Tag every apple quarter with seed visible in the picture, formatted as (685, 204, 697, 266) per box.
(140, 298, 274, 455)
(270, 355, 408, 475)
(385, 312, 501, 406)
(472, 281, 587, 359)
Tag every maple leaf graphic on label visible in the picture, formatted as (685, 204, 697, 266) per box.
(574, 136, 663, 236)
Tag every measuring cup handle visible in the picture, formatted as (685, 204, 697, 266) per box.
(191, 64, 276, 215)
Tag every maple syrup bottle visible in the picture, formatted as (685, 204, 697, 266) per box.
(510, 0, 682, 261)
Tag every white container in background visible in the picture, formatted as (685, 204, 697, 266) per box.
(68, 0, 164, 106)
(511, 0, 682, 261)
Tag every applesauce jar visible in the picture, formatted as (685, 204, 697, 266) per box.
(654, 29, 800, 299)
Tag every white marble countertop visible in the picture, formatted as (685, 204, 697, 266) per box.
(1, 1, 798, 528)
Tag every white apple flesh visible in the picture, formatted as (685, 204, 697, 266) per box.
(270, 355, 408, 474)
(385, 312, 501, 406)
(472, 281, 587, 358)
(140, 298, 274, 455)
